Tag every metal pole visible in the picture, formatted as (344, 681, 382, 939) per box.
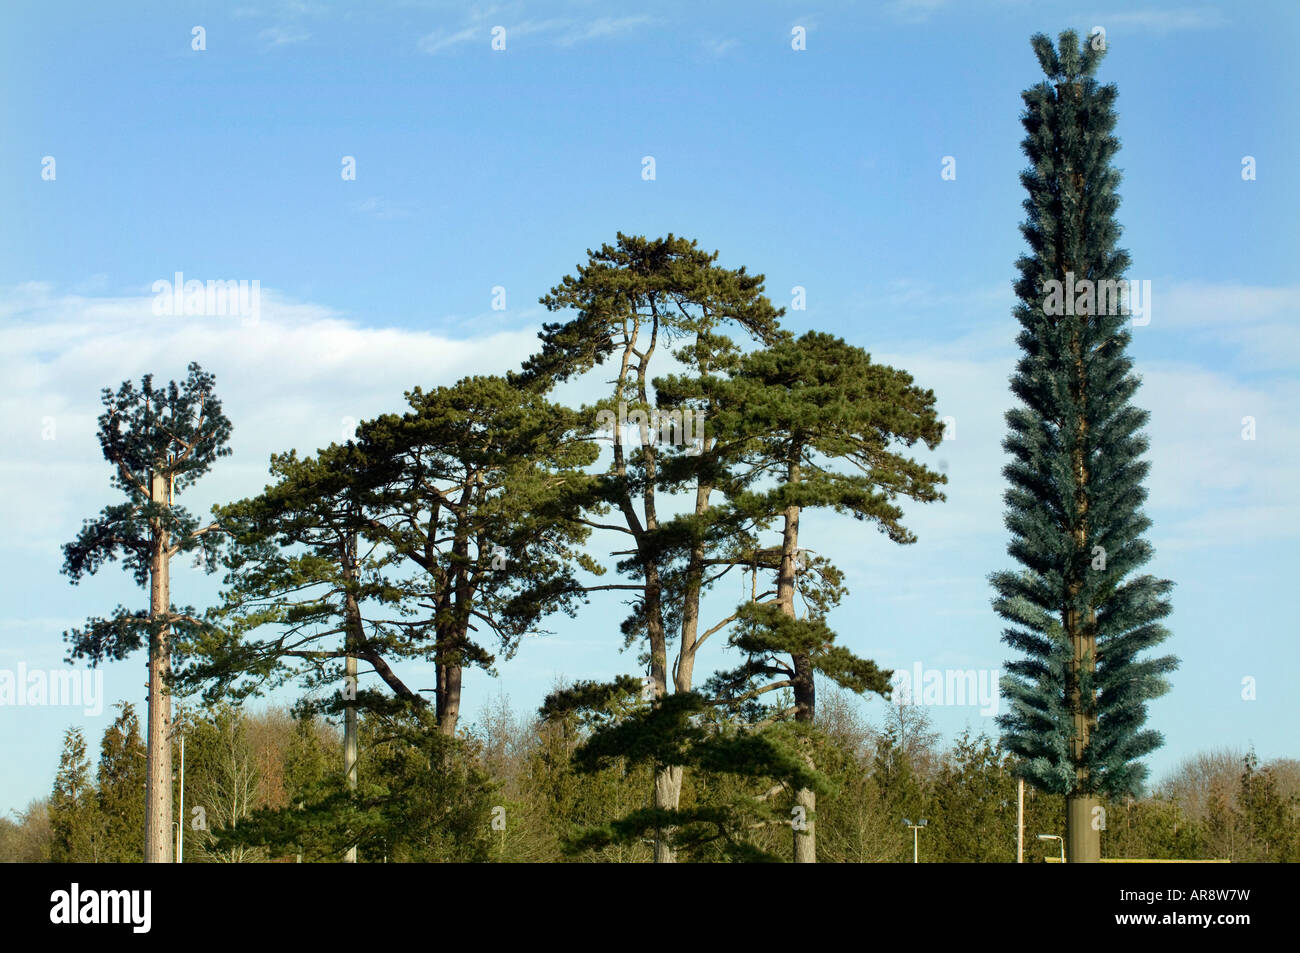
(913, 826, 919, 863)
(176, 732, 185, 863)
(1017, 777, 1024, 863)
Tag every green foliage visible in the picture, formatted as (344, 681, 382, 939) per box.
(96, 702, 146, 862)
(927, 732, 1017, 862)
(49, 727, 101, 862)
(992, 30, 1177, 799)
(180, 704, 267, 862)
(208, 710, 496, 862)
(1235, 749, 1299, 862)
(61, 362, 231, 664)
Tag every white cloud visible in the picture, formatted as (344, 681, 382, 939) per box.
(1084, 6, 1231, 33)
(417, 11, 652, 53)
(1157, 281, 1300, 370)
(0, 283, 542, 556)
(703, 37, 740, 57)
(351, 196, 415, 220)
(555, 15, 653, 47)
(259, 25, 312, 47)
(844, 278, 1300, 555)
(417, 25, 479, 53)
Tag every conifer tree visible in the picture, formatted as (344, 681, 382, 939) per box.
(548, 330, 944, 861)
(49, 727, 101, 862)
(182, 443, 423, 714)
(991, 31, 1178, 863)
(178, 440, 421, 863)
(355, 374, 600, 737)
(62, 362, 232, 862)
(700, 330, 946, 861)
(97, 701, 147, 862)
(517, 233, 783, 861)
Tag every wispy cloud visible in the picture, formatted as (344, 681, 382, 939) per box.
(0, 282, 542, 556)
(417, 25, 479, 54)
(351, 196, 415, 220)
(883, 0, 952, 25)
(555, 15, 653, 47)
(1159, 281, 1300, 371)
(418, 12, 653, 54)
(703, 37, 740, 58)
(1082, 6, 1230, 33)
(259, 25, 311, 47)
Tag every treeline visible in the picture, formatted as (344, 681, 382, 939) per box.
(43, 226, 1300, 862)
(6, 696, 1297, 863)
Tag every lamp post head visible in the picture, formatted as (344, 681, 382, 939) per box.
(902, 818, 912, 826)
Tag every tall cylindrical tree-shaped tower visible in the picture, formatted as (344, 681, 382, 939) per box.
(992, 31, 1178, 863)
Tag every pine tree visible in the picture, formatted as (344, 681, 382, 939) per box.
(283, 714, 333, 808)
(515, 233, 783, 862)
(179, 441, 423, 863)
(991, 31, 1178, 863)
(355, 375, 600, 737)
(61, 362, 232, 862)
(703, 330, 946, 861)
(97, 701, 147, 862)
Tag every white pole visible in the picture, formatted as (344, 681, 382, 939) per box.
(176, 733, 185, 863)
(1017, 777, 1024, 863)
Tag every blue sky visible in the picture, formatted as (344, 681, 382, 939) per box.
(1, 0, 1297, 816)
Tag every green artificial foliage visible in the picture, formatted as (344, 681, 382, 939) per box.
(991, 31, 1178, 802)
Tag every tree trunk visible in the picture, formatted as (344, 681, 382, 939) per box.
(653, 765, 681, 863)
(793, 778, 816, 864)
(144, 472, 174, 863)
(791, 646, 816, 863)
(435, 653, 462, 738)
(650, 478, 716, 863)
(343, 538, 361, 862)
(643, 562, 677, 863)
(779, 461, 816, 863)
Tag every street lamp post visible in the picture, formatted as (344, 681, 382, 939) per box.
(902, 818, 928, 863)
(175, 731, 185, 863)
(1038, 833, 1065, 864)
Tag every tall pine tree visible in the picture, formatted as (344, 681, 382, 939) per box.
(700, 330, 946, 861)
(991, 31, 1178, 863)
(516, 233, 783, 862)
